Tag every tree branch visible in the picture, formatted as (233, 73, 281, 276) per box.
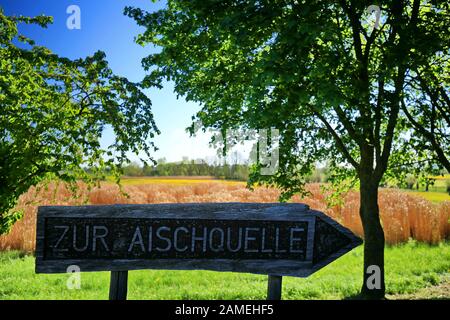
(309, 105, 359, 169)
(401, 99, 450, 172)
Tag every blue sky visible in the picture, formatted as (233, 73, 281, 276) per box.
(1, 0, 221, 163)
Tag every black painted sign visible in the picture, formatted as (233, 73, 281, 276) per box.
(36, 203, 362, 277)
(44, 218, 309, 260)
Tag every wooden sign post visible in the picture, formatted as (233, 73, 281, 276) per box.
(35, 203, 362, 300)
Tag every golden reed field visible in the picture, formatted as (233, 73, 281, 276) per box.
(1, 179, 449, 252)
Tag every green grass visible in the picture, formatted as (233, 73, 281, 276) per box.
(402, 175, 450, 203)
(0, 242, 449, 300)
(400, 173, 450, 203)
(407, 190, 450, 203)
(412, 176, 449, 194)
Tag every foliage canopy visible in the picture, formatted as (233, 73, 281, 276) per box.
(0, 11, 159, 233)
(126, 0, 449, 196)
(126, 0, 450, 298)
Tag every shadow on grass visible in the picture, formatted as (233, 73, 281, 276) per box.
(342, 292, 387, 300)
(344, 292, 449, 300)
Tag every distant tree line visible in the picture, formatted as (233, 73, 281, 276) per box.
(121, 159, 330, 183)
(122, 159, 250, 181)
(121, 159, 450, 195)
(401, 172, 450, 195)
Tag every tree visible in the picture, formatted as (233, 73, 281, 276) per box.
(405, 174, 417, 190)
(126, 1, 449, 298)
(402, 47, 450, 172)
(0, 11, 159, 233)
(123, 162, 145, 176)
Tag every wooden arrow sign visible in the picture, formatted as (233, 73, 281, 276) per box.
(35, 203, 362, 277)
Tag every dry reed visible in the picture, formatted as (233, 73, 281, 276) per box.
(0, 181, 448, 252)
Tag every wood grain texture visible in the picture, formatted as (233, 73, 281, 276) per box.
(109, 271, 128, 300)
(267, 275, 282, 300)
(35, 203, 362, 277)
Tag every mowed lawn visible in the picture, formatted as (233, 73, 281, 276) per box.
(407, 175, 450, 203)
(0, 242, 448, 300)
(407, 191, 450, 203)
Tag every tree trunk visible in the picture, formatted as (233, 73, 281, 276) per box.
(359, 178, 385, 299)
